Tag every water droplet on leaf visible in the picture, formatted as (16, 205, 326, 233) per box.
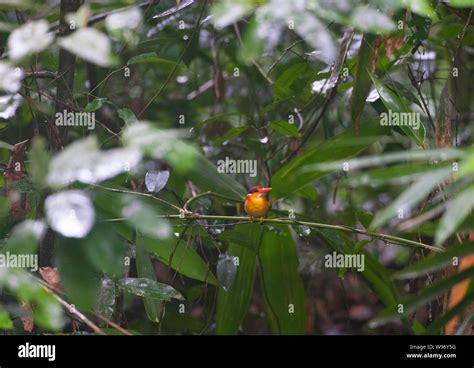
(217, 253, 237, 291)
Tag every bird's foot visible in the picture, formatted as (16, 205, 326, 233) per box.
(260, 216, 263, 225)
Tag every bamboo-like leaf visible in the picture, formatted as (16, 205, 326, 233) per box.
(436, 186, 474, 245)
(370, 168, 452, 229)
(371, 266, 474, 326)
(395, 242, 474, 280)
(136, 232, 162, 323)
(316, 229, 398, 306)
(371, 74, 425, 146)
(143, 236, 218, 286)
(259, 225, 306, 334)
(216, 239, 258, 334)
(272, 120, 389, 199)
(351, 34, 380, 133)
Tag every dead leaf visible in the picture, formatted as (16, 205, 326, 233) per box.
(3, 140, 30, 220)
(20, 302, 34, 333)
(39, 267, 62, 290)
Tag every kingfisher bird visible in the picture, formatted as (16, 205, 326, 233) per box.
(244, 186, 272, 224)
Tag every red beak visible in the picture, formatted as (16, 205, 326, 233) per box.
(258, 187, 272, 193)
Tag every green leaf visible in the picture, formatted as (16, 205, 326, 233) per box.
(56, 236, 102, 311)
(371, 74, 425, 146)
(118, 277, 183, 301)
(351, 6, 396, 33)
(211, 0, 256, 29)
(194, 112, 240, 128)
(8, 20, 54, 61)
(121, 196, 171, 240)
(316, 229, 398, 306)
(0, 139, 13, 150)
(272, 62, 307, 101)
(395, 243, 474, 280)
(127, 52, 185, 67)
(0, 269, 62, 330)
(372, 266, 474, 327)
(216, 225, 260, 335)
(426, 290, 474, 334)
(238, 18, 264, 64)
(123, 123, 245, 199)
(401, 0, 436, 17)
(0, 309, 13, 330)
(270, 121, 299, 138)
(143, 236, 218, 286)
(80, 224, 126, 279)
(436, 186, 474, 245)
(370, 168, 452, 229)
(57, 27, 116, 67)
(95, 278, 116, 321)
(28, 137, 50, 190)
(84, 98, 108, 112)
(213, 126, 249, 146)
(272, 120, 389, 199)
(345, 163, 447, 187)
(2, 220, 45, 256)
(187, 154, 246, 200)
(259, 225, 306, 334)
(136, 232, 162, 323)
(351, 34, 380, 132)
(117, 108, 138, 126)
(47, 136, 141, 187)
(446, 0, 474, 6)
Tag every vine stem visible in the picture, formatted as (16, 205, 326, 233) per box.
(183, 190, 242, 211)
(160, 213, 444, 253)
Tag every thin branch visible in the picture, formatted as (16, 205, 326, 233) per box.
(34, 280, 106, 335)
(160, 213, 444, 253)
(183, 190, 242, 212)
(407, 65, 436, 133)
(22, 71, 57, 80)
(93, 313, 133, 336)
(90, 183, 183, 212)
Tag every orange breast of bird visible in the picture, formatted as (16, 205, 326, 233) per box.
(244, 193, 270, 218)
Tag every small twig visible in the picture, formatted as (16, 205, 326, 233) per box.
(407, 65, 436, 133)
(90, 183, 183, 212)
(22, 71, 57, 80)
(35, 281, 106, 335)
(93, 313, 133, 336)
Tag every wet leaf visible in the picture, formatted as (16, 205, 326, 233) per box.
(47, 136, 141, 187)
(45, 190, 95, 238)
(121, 197, 171, 240)
(105, 7, 142, 31)
(95, 278, 116, 320)
(117, 108, 137, 126)
(8, 20, 53, 61)
(145, 170, 169, 193)
(57, 28, 116, 67)
(0, 62, 22, 93)
(217, 253, 237, 291)
(118, 277, 184, 301)
(436, 186, 474, 245)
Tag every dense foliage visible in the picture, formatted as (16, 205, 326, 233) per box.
(0, 0, 473, 335)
